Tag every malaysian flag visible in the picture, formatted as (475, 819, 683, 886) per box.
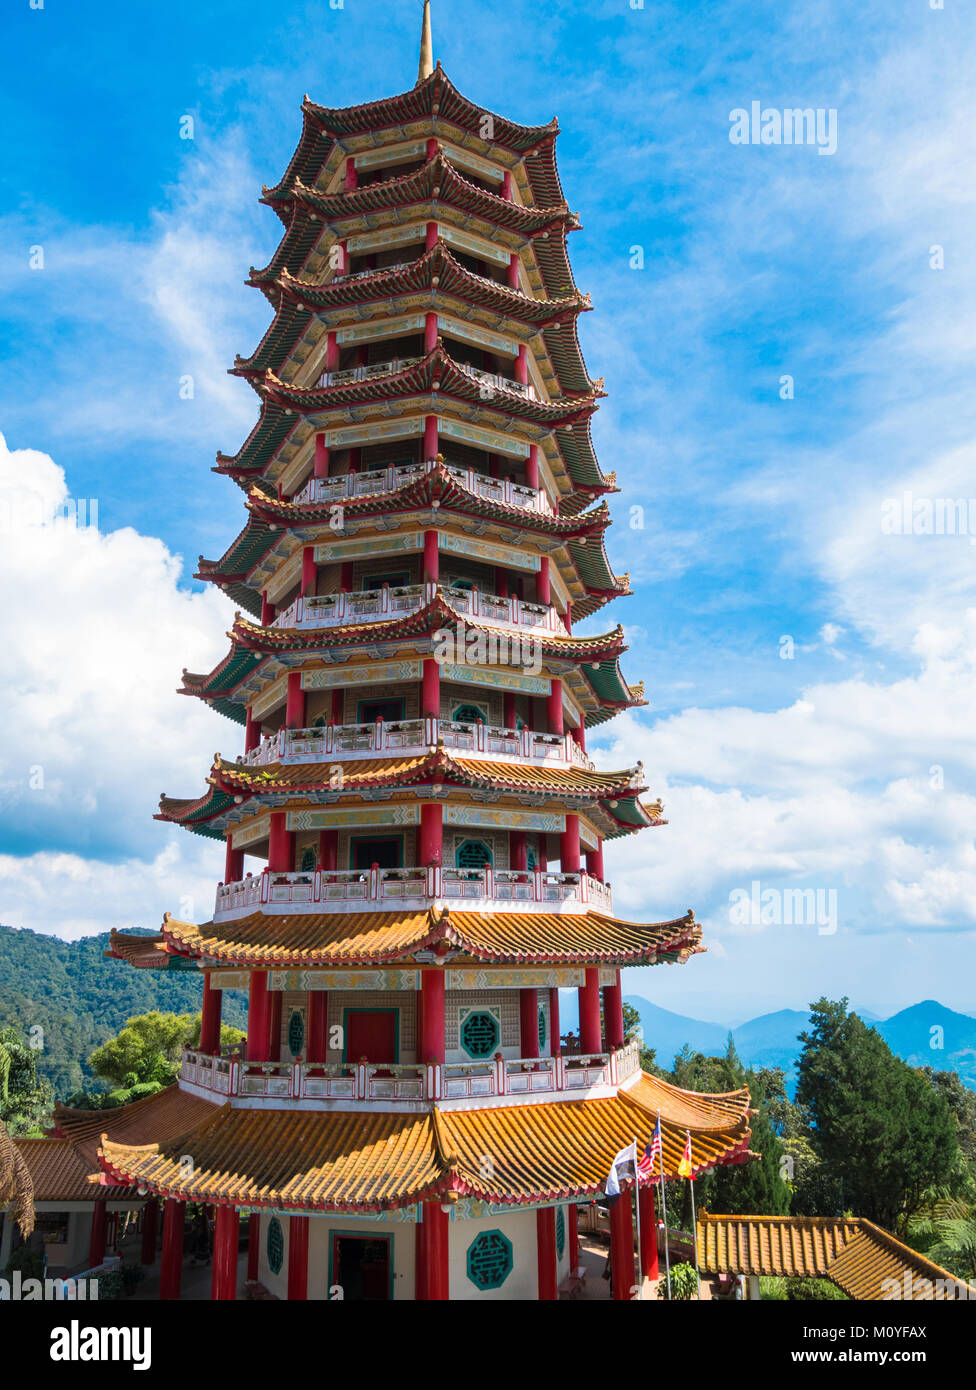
(639, 1115, 662, 1175)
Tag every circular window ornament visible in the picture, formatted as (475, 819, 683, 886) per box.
(460, 1010, 500, 1059)
(287, 1010, 305, 1058)
(466, 1229, 513, 1290)
(267, 1217, 284, 1276)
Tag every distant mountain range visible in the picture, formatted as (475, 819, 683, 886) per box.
(560, 994, 976, 1092)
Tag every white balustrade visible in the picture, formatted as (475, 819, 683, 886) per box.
(455, 360, 536, 400)
(317, 356, 423, 388)
(294, 457, 552, 514)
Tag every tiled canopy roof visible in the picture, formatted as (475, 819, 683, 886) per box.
(96, 1072, 751, 1211)
(147, 905, 701, 969)
(698, 1212, 976, 1301)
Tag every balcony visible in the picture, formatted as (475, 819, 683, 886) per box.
(242, 716, 594, 770)
(213, 865, 614, 921)
(178, 1038, 641, 1110)
(314, 356, 536, 402)
(293, 456, 553, 514)
(270, 581, 568, 635)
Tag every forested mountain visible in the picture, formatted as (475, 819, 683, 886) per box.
(0, 924, 246, 1099)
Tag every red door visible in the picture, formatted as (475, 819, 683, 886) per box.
(345, 1010, 397, 1064)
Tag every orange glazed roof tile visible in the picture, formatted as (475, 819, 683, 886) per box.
(54, 1083, 220, 1169)
(96, 1077, 751, 1210)
(154, 905, 701, 968)
(697, 1213, 976, 1300)
(13, 1138, 103, 1202)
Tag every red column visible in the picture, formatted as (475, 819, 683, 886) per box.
(423, 1202, 449, 1299)
(568, 1203, 579, 1273)
(603, 974, 625, 1051)
(159, 1200, 185, 1301)
(510, 830, 527, 871)
(537, 555, 551, 606)
(426, 137, 439, 160)
(301, 546, 317, 596)
(246, 1214, 260, 1283)
(211, 1206, 240, 1301)
(200, 974, 223, 1055)
(560, 813, 580, 872)
(340, 561, 354, 592)
(422, 657, 440, 718)
(268, 812, 293, 872)
(420, 970, 445, 1064)
(287, 1215, 309, 1301)
(426, 220, 439, 251)
(318, 828, 338, 869)
(423, 529, 439, 583)
(139, 1199, 159, 1265)
(507, 252, 519, 289)
(549, 986, 561, 1056)
(572, 722, 587, 752)
(639, 1184, 658, 1280)
(578, 966, 601, 1053)
(224, 840, 244, 885)
(424, 414, 439, 459)
(285, 671, 305, 729)
(260, 593, 275, 626)
(244, 711, 260, 752)
(420, 802, 443, 867)
(526, 444, 540, 490)
(503, 691, 516, 729)
(494, 568, 508, 599)
(344, 157, 357, 191)
(247, 971, 272, 1062)
(89, 1201, 108, 1268)
(424, 311, 439, 354)
(610, 1191, 636, 1300)
(307, 991, 329, 1062)
(515, 343, 528, 385)
(536, 1207, 558, 1300)
(314, 434, 329, 478)
(326, 331, 339, 370)
(547, 679, 564, 736)
(502, 170, 514, 200)
(519, 988, 539, 1058)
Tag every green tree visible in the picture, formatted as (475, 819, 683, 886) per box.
(796, 999, 959, 1232)
(705, 1072, 791, 1216)
(0, 1026, 54, 1134)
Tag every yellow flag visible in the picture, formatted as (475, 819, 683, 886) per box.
(677, 1130, 693, 1179)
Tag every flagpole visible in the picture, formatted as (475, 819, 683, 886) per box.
(658, 1111, 671, 1300)
(687, 1129, 701, 1300)
(632, 1136, 642, 1300)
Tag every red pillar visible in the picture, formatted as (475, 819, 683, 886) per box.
(224, 840, 244, 885)
(507, 252, 519, 289)
(503, 691, 516, 729)
(287, 1215, 309, 1301)
(572, 722, 587, 752)
(260, 593, 275, 626)
(314, 434, 329, 478)
(307, 991, 329, 1063)
(89, 1201, 108, 1268)
(423, 529, 439, 583)
(515, 343, 528, 385)
(301, 545, 317, 596)
(537, 555, 551, 606)
(423, 1202, 449, 1299)
(247, 971, 272, 1062)
(344, 157, 358, 191)
(547, 679, 564, 736)
(578, 966, 602, 1053)
(244, 711, 260, 752)
(560, 813, 580, 872)
(526, 444, 540, 490)
(502, 170, 514, 200)
(211, 1206, 240, 1301)
(326, 331, 339, 370)
(426, 220, 439, 252)
(422, 657, 440, 718)
(340, 561, 354, 592)
(420, 802, 443, 867)
(200, 974, 223, 1055)
(549, 986, 561, 1056)
(568, 1203, 579, 1273)
(420, 971, 445, 1064)
(424, 311, 439, 354)
(424, 414, 439, 459)
(268, 811, 293, 872)
(519, 988, 539, 1058)
(536, 1207, 558, 1300)
(318, 828, 338, 869)
(330, 689, 344, 724)
(246, 1214, 260, 1283)
(610, 1191, 636, 1300)
(639, 1184, 658, 1281)
(604, 972, 625, 1051)
(139, 1199, 159, 1266)
(285, 671, 305, 729)
(159, 1200, 185, 1301)
(510, 830, 527, 871)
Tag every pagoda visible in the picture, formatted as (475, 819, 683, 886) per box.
(94, 4, 754, 1301)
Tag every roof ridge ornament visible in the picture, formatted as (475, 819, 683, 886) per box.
(417, 1, 434, 85)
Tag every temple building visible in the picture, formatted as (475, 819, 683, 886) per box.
(18, 6, 969, 1305)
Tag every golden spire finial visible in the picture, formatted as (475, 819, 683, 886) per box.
(417, 0, 434, 84)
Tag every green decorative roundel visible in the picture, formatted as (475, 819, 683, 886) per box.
(267, 1217, 284, 1276)
(466, 1229, 513, 1290)
(460, 1010, 500, 1058)
(287, 1010, 305, 1058)
(555, 1207, 566, 1260)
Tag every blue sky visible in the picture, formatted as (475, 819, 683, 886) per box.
(1, 0, 974, 1026)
